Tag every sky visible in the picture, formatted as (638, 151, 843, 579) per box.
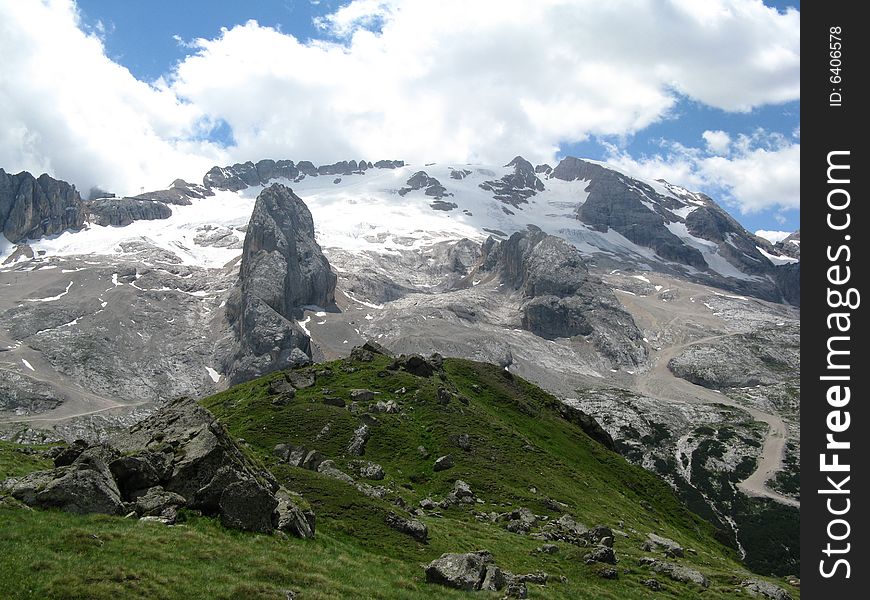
(0, 0, 800, 237)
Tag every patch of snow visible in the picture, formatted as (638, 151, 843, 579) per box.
(26, 281, 74, 302)
(22, 359, 35, 371)
(297, 316, 312, 336)
(205, 367, 221, 383)
(756, 246, 799, 265)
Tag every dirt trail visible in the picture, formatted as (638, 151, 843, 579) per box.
(614, 278, 799, 509)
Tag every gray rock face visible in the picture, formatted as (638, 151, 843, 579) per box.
(87, 198, 172, 227)
(773, 262, 800, 307)
(554, 157, 707, 269)
(0, 169, 86, 243)
(347, 424, 370, 456)
(645, 533, 684, 557)
(552, 156, 799, 302)
(433, 455, 454, 471)
(475, 226, 646, 367)
(133, 486, 186, 516)
(479, 156, 544, 208)
(224, 183, 336, 383)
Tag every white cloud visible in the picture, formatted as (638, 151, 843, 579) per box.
(604, 130, 799, 214)
(0, 0, 225, 195)
(755, 230, 792, 243)
(0, 0, 799, 199)
(702, 130, 731, 155)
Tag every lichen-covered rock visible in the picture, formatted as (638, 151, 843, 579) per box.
(424, 550, 497, 591)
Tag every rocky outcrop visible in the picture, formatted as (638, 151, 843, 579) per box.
(554, 157, 707, 269)
(773, 262, 800, 307)
(424, 551, 502, 591)
(475, 226, 646, 367)
(133, 179, 214, 205)
(557, 402, 615, 450)
(424, 551, 544, 596)
(742, 579, 793, 600)
(774, 230, 800, 259)
(2, 444, 123, 515)
(223, 183, 336, 383)
(87, 198, 173, 227)
(373, 160, 404, 169)
(552, 156, 800, 302)
(0, 397, 315, 536)
(399, 171, 448, 199)
(202, 159, 403, 192)
(0, 370, 63, 414)
(203, 160, 300, 191)
(385, 511, 429, 542)
(0, 169, 86, 243)
(479, 156, 544, 208)
(638, 558, 709, 587)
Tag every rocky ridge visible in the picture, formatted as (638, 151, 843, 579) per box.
(0, 169, 86, 243)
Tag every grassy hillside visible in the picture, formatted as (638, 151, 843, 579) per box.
(0, 353, 798, 599)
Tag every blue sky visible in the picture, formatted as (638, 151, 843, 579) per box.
(3, 0, 800, 238)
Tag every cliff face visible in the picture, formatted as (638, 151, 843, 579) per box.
(476, 226, 647, 367)
(0, 169, 86, 243)
(224, 183, 337, 383)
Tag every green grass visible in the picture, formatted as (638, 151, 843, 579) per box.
(0, 355, 800, 599)
(0, 441, 54, 480)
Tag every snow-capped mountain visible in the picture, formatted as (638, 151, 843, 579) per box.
(0, 156, 801, 568)
(0, 155, 799, 428)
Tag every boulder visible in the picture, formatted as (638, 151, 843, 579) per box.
(354, 461, 385, 480)
(53, 439, 89, 467)
(433, 455, 455, 472)
(316, 460, 356, 485)
(219, 478, 278, 533)
(584, 546, 617, 564)
(109, 452, 172, 498)
(2, 460, 122, 516)
(385, 512, 429, 543)
(133, 486, 186, 516)
(274, 488, 315, 539)
(742, 579, 793, 600)
(287, 370, 315, 389)
(347, 424, 371, 456)
(424, 551, 497, 591)
(646, 532, 684, 557)
(350, 389, 375, 402)
(639, 559, 709, 587)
